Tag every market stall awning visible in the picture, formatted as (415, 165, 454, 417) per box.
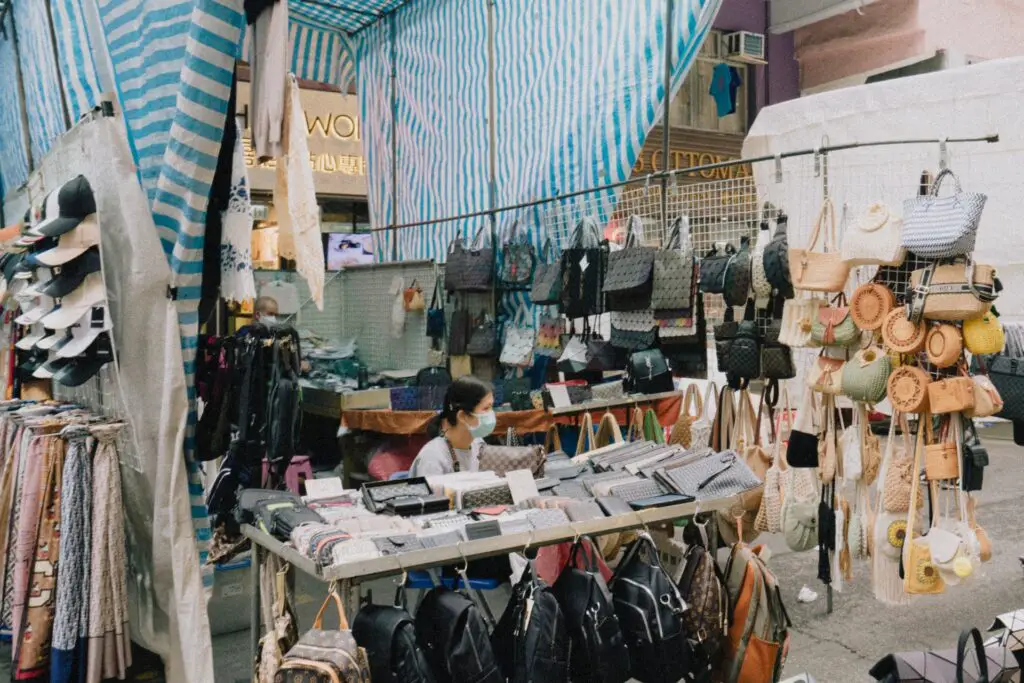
(290, 0, 412, 33)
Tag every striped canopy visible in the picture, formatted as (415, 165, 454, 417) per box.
(291, 0, 410, 33)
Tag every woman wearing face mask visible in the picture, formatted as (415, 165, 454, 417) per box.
(409, 376, 495, 477)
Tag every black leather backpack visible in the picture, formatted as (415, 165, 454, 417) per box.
(726, 301, 761, 382)
(492, 564, 571, 682)
(723, 235, 752, 306)
(610, 534, 694, 683)
(353, 597, 436, 683)
(699, 243, 735, 295)
(762, 213, 794, 299)
(415, 588, 502, 683)
(552, 538, 631, 683)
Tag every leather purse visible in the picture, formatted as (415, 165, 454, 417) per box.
(841, 346, 892, 404)
(923, 417, 958, 481)
(699, 243, 735, 295)
(961, 418, 988, 492)
(927, 375, 975, 415)
(651, 215, 695, 310)
(965, 374, 1003, 418)
(887, 365, 931, 413)
(726, 302, 761, 380)
(789, 199, 850, 292)
(850, 282, 894, 331)
(909, 261, 998, 322)
(762, 212, 794, 298)
(386, 494, 452, 516)
(624, 349, 674, 394)
(530, 238, 562, 304)
(810, 299, 859, 347)
(460, 483, 514, 509)
(561, 217, 607, 318)
(498, 219, 536, 288)
(762, 344, 795, 380)
(925, 324, 962, 369)
(882, 307, 926, 354)
(478, 444, 545, 477)
(604, 216, 655, 311)
(585, 332, 616, 372)
(466, 313, 499, 357)
(610, 325, 657, 351)
(807, 355, 844, 395)
(714, 307, 738, 369)
(403, 280, 425, 311)
(963, 311, 1005, 355)
(840, 202, 906, 266)
(445, 225, 494, 292)
(980, 355, 1024, 420)
(362, 478, 433, 513)
(723, 235, 753, 306)
(777, 297, 821, 348)
(902, 168, 986, 259)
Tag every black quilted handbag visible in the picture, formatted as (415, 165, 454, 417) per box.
(624, 349, 674, 395)
(762, 212, 794, 299)
(567, 385, 593, 405)
(960, 416, 988, 492)
(651, 216, 695, 310)
(980, 355, 1024, 420)
(604, 216, 655, 312)
(467, 313, 499, 357)
(723, 235, 752, 306)
(699, 243, 735, 295)
(726, 302, 761, 380)
(445, 225, 494, 292)
(561, 217, 606, 318)
(610, 325, 657, 351)
(449, 308, 471, 355)
(498, 220, 537, 289)
(761, 297, 795, 379)
(530, 238, 562, 304)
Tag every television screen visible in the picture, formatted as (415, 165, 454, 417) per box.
(326, 233, 374, 270)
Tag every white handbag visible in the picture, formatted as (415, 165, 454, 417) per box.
(499, 304, 535, 368)
(841, 405, 864, 482)
(751, 220, 772, 306)
(778, 297, 822, 348)
(840, 202, 906, 266)
(689, 381, 717, 450)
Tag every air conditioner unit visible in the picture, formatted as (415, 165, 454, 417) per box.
(723, 31, 766, 64)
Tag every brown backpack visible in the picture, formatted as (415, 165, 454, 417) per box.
(722, 543, 791, 683)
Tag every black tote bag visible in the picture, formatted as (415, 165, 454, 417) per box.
(561, 217, 606, 318)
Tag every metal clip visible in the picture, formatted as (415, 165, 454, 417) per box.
(813, 147, 821, 177)
(939, 137, 949, 170)
(774, 154, 783, 184)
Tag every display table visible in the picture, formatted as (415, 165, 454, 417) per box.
(341, 407, 552, 435)
(243, 491, 739, 660)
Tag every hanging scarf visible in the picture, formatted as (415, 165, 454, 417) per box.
(86, 424, 131, 683)
(51, 427, 92, 683)
(220, 122, 257, 304)
(0, 423, 24, 635)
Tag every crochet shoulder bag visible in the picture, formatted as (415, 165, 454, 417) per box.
(902, 168, 986, 259)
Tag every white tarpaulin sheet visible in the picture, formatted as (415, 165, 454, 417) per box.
(744, 56, 1024, 321)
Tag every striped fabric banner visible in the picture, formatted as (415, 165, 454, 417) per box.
(10, 0, 67, 169)
(48, 0, 104, 122)
(0, 13, 30, 192)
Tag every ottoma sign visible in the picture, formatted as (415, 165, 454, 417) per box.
(632, 148, 752, 179)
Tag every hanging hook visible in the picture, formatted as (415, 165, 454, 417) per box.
(456, 542, 470, 576)
(634, 511, 651, 537)
(774, 153, 783, 184)
(523, 530, 535, 555)
(939, 137, 949, 170)
(644, 174, 651, 197)
(571, 524, 582, 545)
(813, 146, 821, 178)
(394, 555, 408, 589)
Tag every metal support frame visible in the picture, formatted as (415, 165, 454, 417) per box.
(486, 0, 498, 317)
(388, 14, 398, 262)
(660, 0, 674, 237)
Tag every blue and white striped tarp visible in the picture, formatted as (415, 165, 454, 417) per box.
(0, 13, 30, 193)
(49, 0, 104, 122)
(291, 0, 408, 33)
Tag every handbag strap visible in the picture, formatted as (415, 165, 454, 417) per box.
(956, 628, 989, 683)
(540, 237, 553, 263)
(624, 215, 644, 248)
(806, 198, 837, 252)
(665, 215, 691, 251)
(627, 406, 645, 441)
(930, 168, 963, 197)
(683, 383, 703, 419)
(576, 412, 595, 455)
(545, 424, 562, 453)
(712, 386, 734, 451)
(702, 381, 719, 421)
(596, 411, 623, 447)
(430, 276, 443, 310)
(904, 417, 927, 548)
(313, 588, 349, 630)
(469, 223, 491, 249)
(571, 217, 601, 248)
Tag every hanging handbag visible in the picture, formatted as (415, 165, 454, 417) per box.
(840, 201, 906, 266)
(669, 384, 702, 447)
(777, 297, 821, 348)
(882, 307, 926, 355)
(499, 304, 535, 368)
(690, 382, 716, 450)
(445, 225, 494, 292)
(604, 215, 655, 311)
(277, 590, 371, 683)
(963, 311, 1005, 355)
(850, 282, 895, 331)
(901, 168, 986, 259)
(478, 442, 546, 477)
(585, 329, 617, 372)
(979, 355, 1024, 420)
(713, 306, 738, 370)
(624, 348, 673, 395)
(881, 415, 918, 514)
(530, 238, 562, 304)
(723, 235, 753, 307)
(903, 426, 945, 596)
(807, 354, 844, 396)
(789, 199, 850, 292)
(609, 325, 657, 351)
(927, 373, 975, 415)
(497, 219, 536, 289)
(960, 418, 988, 492)
(467, 312, 499, 357)
(923, 416, 958, 480)
(909, 261, 998, 323)
(762, 211, 794, 298)
(651, 215, 695, 310)
(842, 345, 892, 404)
(561, 217, 606, 318)
(810, 295, 860, 347)
(965, 374, 1003, 418)
(726, 301, 761, 380)
(426, 277, 446, 340)
(762, 312, 796, 380)
(403, 280, 425, 311)
(698, 243, 734, 295)
(534, 312, 564, 358)
(557, 330, 590, 375)
(786, 388, 820, 468)
(448, 308, 471, 356)
(925, 323, 962, 369)
(751, 219, 773, 305)
(887, 364, 931, 413)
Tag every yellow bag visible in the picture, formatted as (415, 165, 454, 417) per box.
(963, 312, 1005, 355)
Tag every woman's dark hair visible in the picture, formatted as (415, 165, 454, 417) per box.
(428, 376, 493, 438)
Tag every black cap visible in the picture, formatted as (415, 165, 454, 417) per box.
(38, 248, 100, 298)
(32, 176, 96, 238)
(54, 332, 113, 387)
(18, 351, 47, 377)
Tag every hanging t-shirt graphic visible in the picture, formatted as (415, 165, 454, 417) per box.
(710, 63, 742, 117)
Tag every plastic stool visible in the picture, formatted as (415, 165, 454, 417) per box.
(262, 456, 315, 494)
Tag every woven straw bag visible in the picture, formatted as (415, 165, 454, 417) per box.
(923, 416, 958, 481)
(840, 202, 906, 266)
(789, 199, 850, 292)
(807, 355, 845, 395)
(669, 384, 702, 447)
(841, 346, 892, 404)
(924, 324, 962, 369)
(881, 416, 918, 514)
(810, 302, 860, 347)
(909, 262, 997, 322)
(965, 375, 1003, 418)
(887, 365, 931, 413)
(882, 307, 926, 355)
(927, 375, 975, 415)
(690, 382, 717, 450)
(963, 312, 1005, 355)
(850, 283, 895, 331)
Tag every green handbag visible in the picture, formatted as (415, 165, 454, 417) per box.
(811, 304, 860, 347)
(642, 408, 665, 444)
(841, 346, 892, 404)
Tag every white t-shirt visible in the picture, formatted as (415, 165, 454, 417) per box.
(409, 436, 481, 477)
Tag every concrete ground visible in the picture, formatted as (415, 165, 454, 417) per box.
(0, 428, 1019, 682)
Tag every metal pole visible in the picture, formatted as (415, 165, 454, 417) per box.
(7, 6, 35, 171)
(389, 15, 398, 261)
(486, 0, 498, 315)
(43, 0, 72, 130)
(660, 0, 674, 240)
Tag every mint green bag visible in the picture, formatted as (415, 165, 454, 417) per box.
(841, 346, 892, 403)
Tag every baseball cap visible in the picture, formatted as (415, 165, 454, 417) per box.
(20, 268, 54, 299)
(34, 356, 72, 380)
(56, 306, 112, 358)
(35, 328, 64, 351)
(40, 273, 106, 329)
(54, 332, 113, 387)
(35, 217, 100, 266)
(15, 296, 55, 325)
(31, 176, 97, 238)
(18, 352, 47, 378)
(38, 249, 100, 298)
(15, 323, 46, 350)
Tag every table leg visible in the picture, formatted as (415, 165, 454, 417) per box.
(250, 543, 262, 665)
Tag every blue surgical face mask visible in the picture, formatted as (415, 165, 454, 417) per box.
(466, 409, 496, 439)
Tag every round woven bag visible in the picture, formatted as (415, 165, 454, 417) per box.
(851, 283, 895, 330)
(882, 307, 926, 354)
(925, 324, 963, 369)
(963, 312, 1005, 355)
(887, 365, 931, 413)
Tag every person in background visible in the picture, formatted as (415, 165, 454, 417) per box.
(254, 295, 279, 323)
(409, 376, 495, 477)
